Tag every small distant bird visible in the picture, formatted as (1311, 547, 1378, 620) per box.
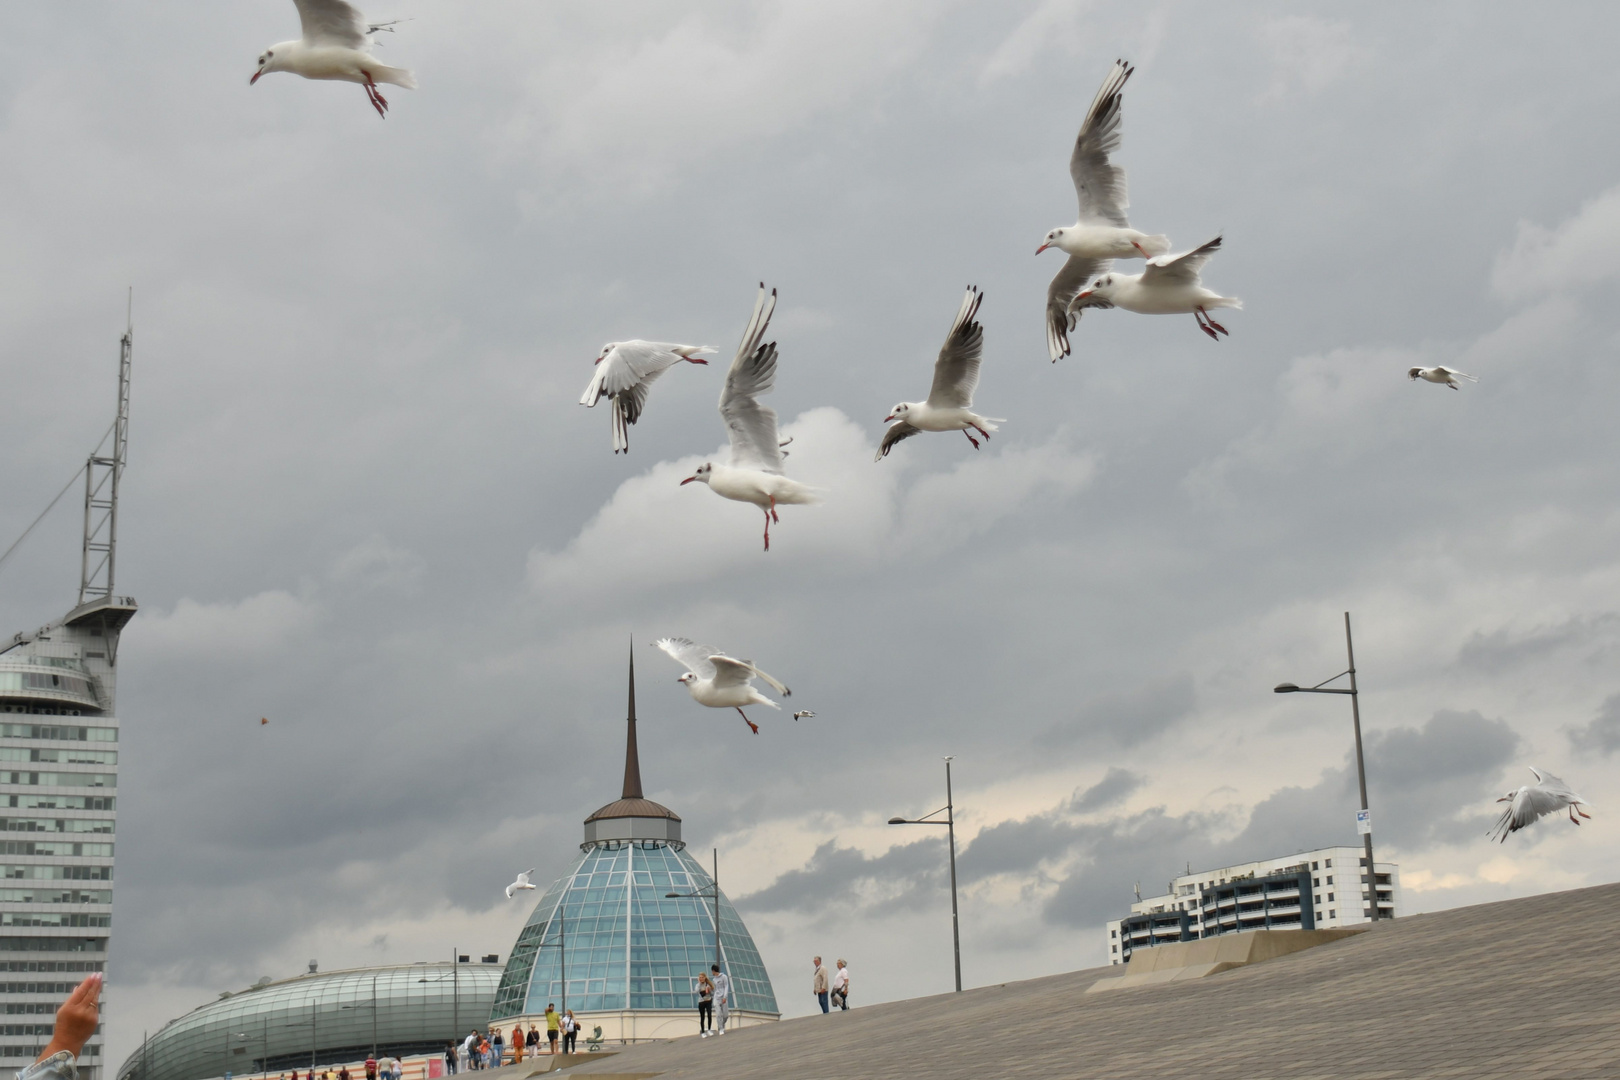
(680, 285, 820, 551)
(654, 637, 791, 734)
(1040, 59, 1171, 363)
(878, 287, 1005, 460)
(260, 717, 269, 726)
(252, 0, 417, 118)
(1408, 366, 1478, 390)
(505, 869, 536, 899)
(580, 341, 716, 454)
(792, 710, 815, 721)
(1069, 235, 1241, 341)
(1489, 767, 1592, 843)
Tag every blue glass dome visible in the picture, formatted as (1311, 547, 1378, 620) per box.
(492, 649, 778, 1025)
(491, 841, 777, 1018)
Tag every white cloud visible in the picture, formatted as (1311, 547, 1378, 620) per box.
(329, 535, 426, 593)
(1257, 16, 1366, 103)
(137, 590, 319, 659)
(1492, 184, 1620, 298)
(526, 407, 1096, 598)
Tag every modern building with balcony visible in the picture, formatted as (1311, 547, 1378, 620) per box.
(0, 320, 136, 1080)
(1106, 846, 1400, 965)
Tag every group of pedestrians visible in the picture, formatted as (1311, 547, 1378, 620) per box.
(811, 957, 850, 1013)
(275, 1054, 401, 1080)
(442, 1005, 580, 1072)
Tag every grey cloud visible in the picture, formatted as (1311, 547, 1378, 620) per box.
(1069, 768, 1147, 814)
(1568, 694, 1620, 755)
(1035, 678, 1196, 751)
(1457, 614, 1620, 672)
(735, 838, 945, 919)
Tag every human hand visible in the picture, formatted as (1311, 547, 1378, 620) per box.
(41, 973, 102, 1061)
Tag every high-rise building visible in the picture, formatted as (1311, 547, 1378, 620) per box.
(1105, 846, 1401, 965)
(491, 648, 780, 1041)
(0, 319, 136, 1080)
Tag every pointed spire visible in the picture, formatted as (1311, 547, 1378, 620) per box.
(622, 637, 644, 800)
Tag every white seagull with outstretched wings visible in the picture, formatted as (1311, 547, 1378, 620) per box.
(653, 637, 791, 734)
(1490, 767, 1591, 842)
(878, 287, 1005, 460)
(505, 869, 536, 899)
(1039, 60, 1171, 362)
(680, 285, 821, 551)
(251, 0, 417, 118)
(580, 340, 716, 453)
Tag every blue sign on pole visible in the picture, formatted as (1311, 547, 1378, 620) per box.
(1356, 809, 1372, 835)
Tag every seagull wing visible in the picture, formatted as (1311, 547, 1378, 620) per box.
(654, 637, 718, 681)
(1070, 60, 1134, 228)
(1142, 235, 1223, 288)
(505, 884, 516, 899)
(1535, 771, 1580, 800)
(719, 285, 784, 474)
(1046, 256, 1108, 362)
(1437, 367, 1479, 382)
(926, 287, 985, 410)
(293, 0, 370, 49)
(740, 660, 790, 697)
(708, 655, 758, 690)
(876, 420, 922, 461)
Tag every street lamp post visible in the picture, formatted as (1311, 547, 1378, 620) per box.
(338, 973, 380, 1056)
(887, 756, 963, 992)
(222, 1031, 249, 1079)
(666, 848, 724, 974)
(1274, 611, 1382, 921)
(533, 900, 568, 1018)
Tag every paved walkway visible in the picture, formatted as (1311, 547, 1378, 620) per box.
(560, 880, 1620, 1079)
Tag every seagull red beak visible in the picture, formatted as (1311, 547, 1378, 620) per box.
(250, 69, 263, 85)
(1035, 243, 1050, 254)
(680, 475, 697, 485)
(1076, 289, 1092, 300)
(884, 414, 896, 423)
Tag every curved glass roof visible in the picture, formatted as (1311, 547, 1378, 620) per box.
(492, 840, 778, 1019)
(116, 962, 504, 1080)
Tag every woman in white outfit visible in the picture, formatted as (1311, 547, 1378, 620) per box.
(831, 959, 850, 1010)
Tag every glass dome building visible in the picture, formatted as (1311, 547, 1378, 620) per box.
(491, 656, 779, 1041)
(115, 961, 505, 1080)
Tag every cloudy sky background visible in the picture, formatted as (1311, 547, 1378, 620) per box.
(1, 0, 1619, 1067)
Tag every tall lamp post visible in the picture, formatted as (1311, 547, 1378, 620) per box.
(338, 973, 380, 1056)
(1274, 611, 1382, 922)
(533, 898, 569, 1018)
(666, 848, 724, 974)
(887, 756, 962, 992)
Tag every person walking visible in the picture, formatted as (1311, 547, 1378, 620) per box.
(831, 959, 850, 1010)
(562, 1010, 578, 1054)
(462, 1031, 478, 1072)
(544, 1004, 560, 1054)
(364, 1054, 377, 1080)
(444, 1042, 458, 1076)
(511, 1023, 525, 1064)
(696, 971, 714, 1037)
(490, 1026, 504, 1068)
(525, 1025, 539, 1060)
(710, 964, 731, 1036)
(812, 956, 830, 1013)
(478, 1035, 491, 1070)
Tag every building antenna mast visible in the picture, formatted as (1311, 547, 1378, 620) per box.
(79, 291, 132, 606)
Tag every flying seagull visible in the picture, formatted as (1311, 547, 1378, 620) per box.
(1070, 235, 1241, 341)
(878, 286, 1005, 460)
(1489, 767, 1591, 843)
(680, 284, 820, 551)
(252, 0, 417, 118)
(653, 637, 791, 734)
(792, 710, 815, 721)
(1408, 366, 1477, 390)
(1040, 59, 1170, 363)
(579, 341, 716, 453)
(505, 869, 537, 899)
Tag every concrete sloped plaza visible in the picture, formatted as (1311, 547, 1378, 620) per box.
(558, 880, 1620, 1080)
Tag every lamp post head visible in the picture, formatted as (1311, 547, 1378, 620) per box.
(664, 893, 679, 898)
(1274, 683, 1300, 694)
(887, 817, 907, 825)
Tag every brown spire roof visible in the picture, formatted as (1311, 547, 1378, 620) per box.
(585, 639, 679, 825)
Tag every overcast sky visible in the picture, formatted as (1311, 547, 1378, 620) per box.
(2, 1, 1619, 1068)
